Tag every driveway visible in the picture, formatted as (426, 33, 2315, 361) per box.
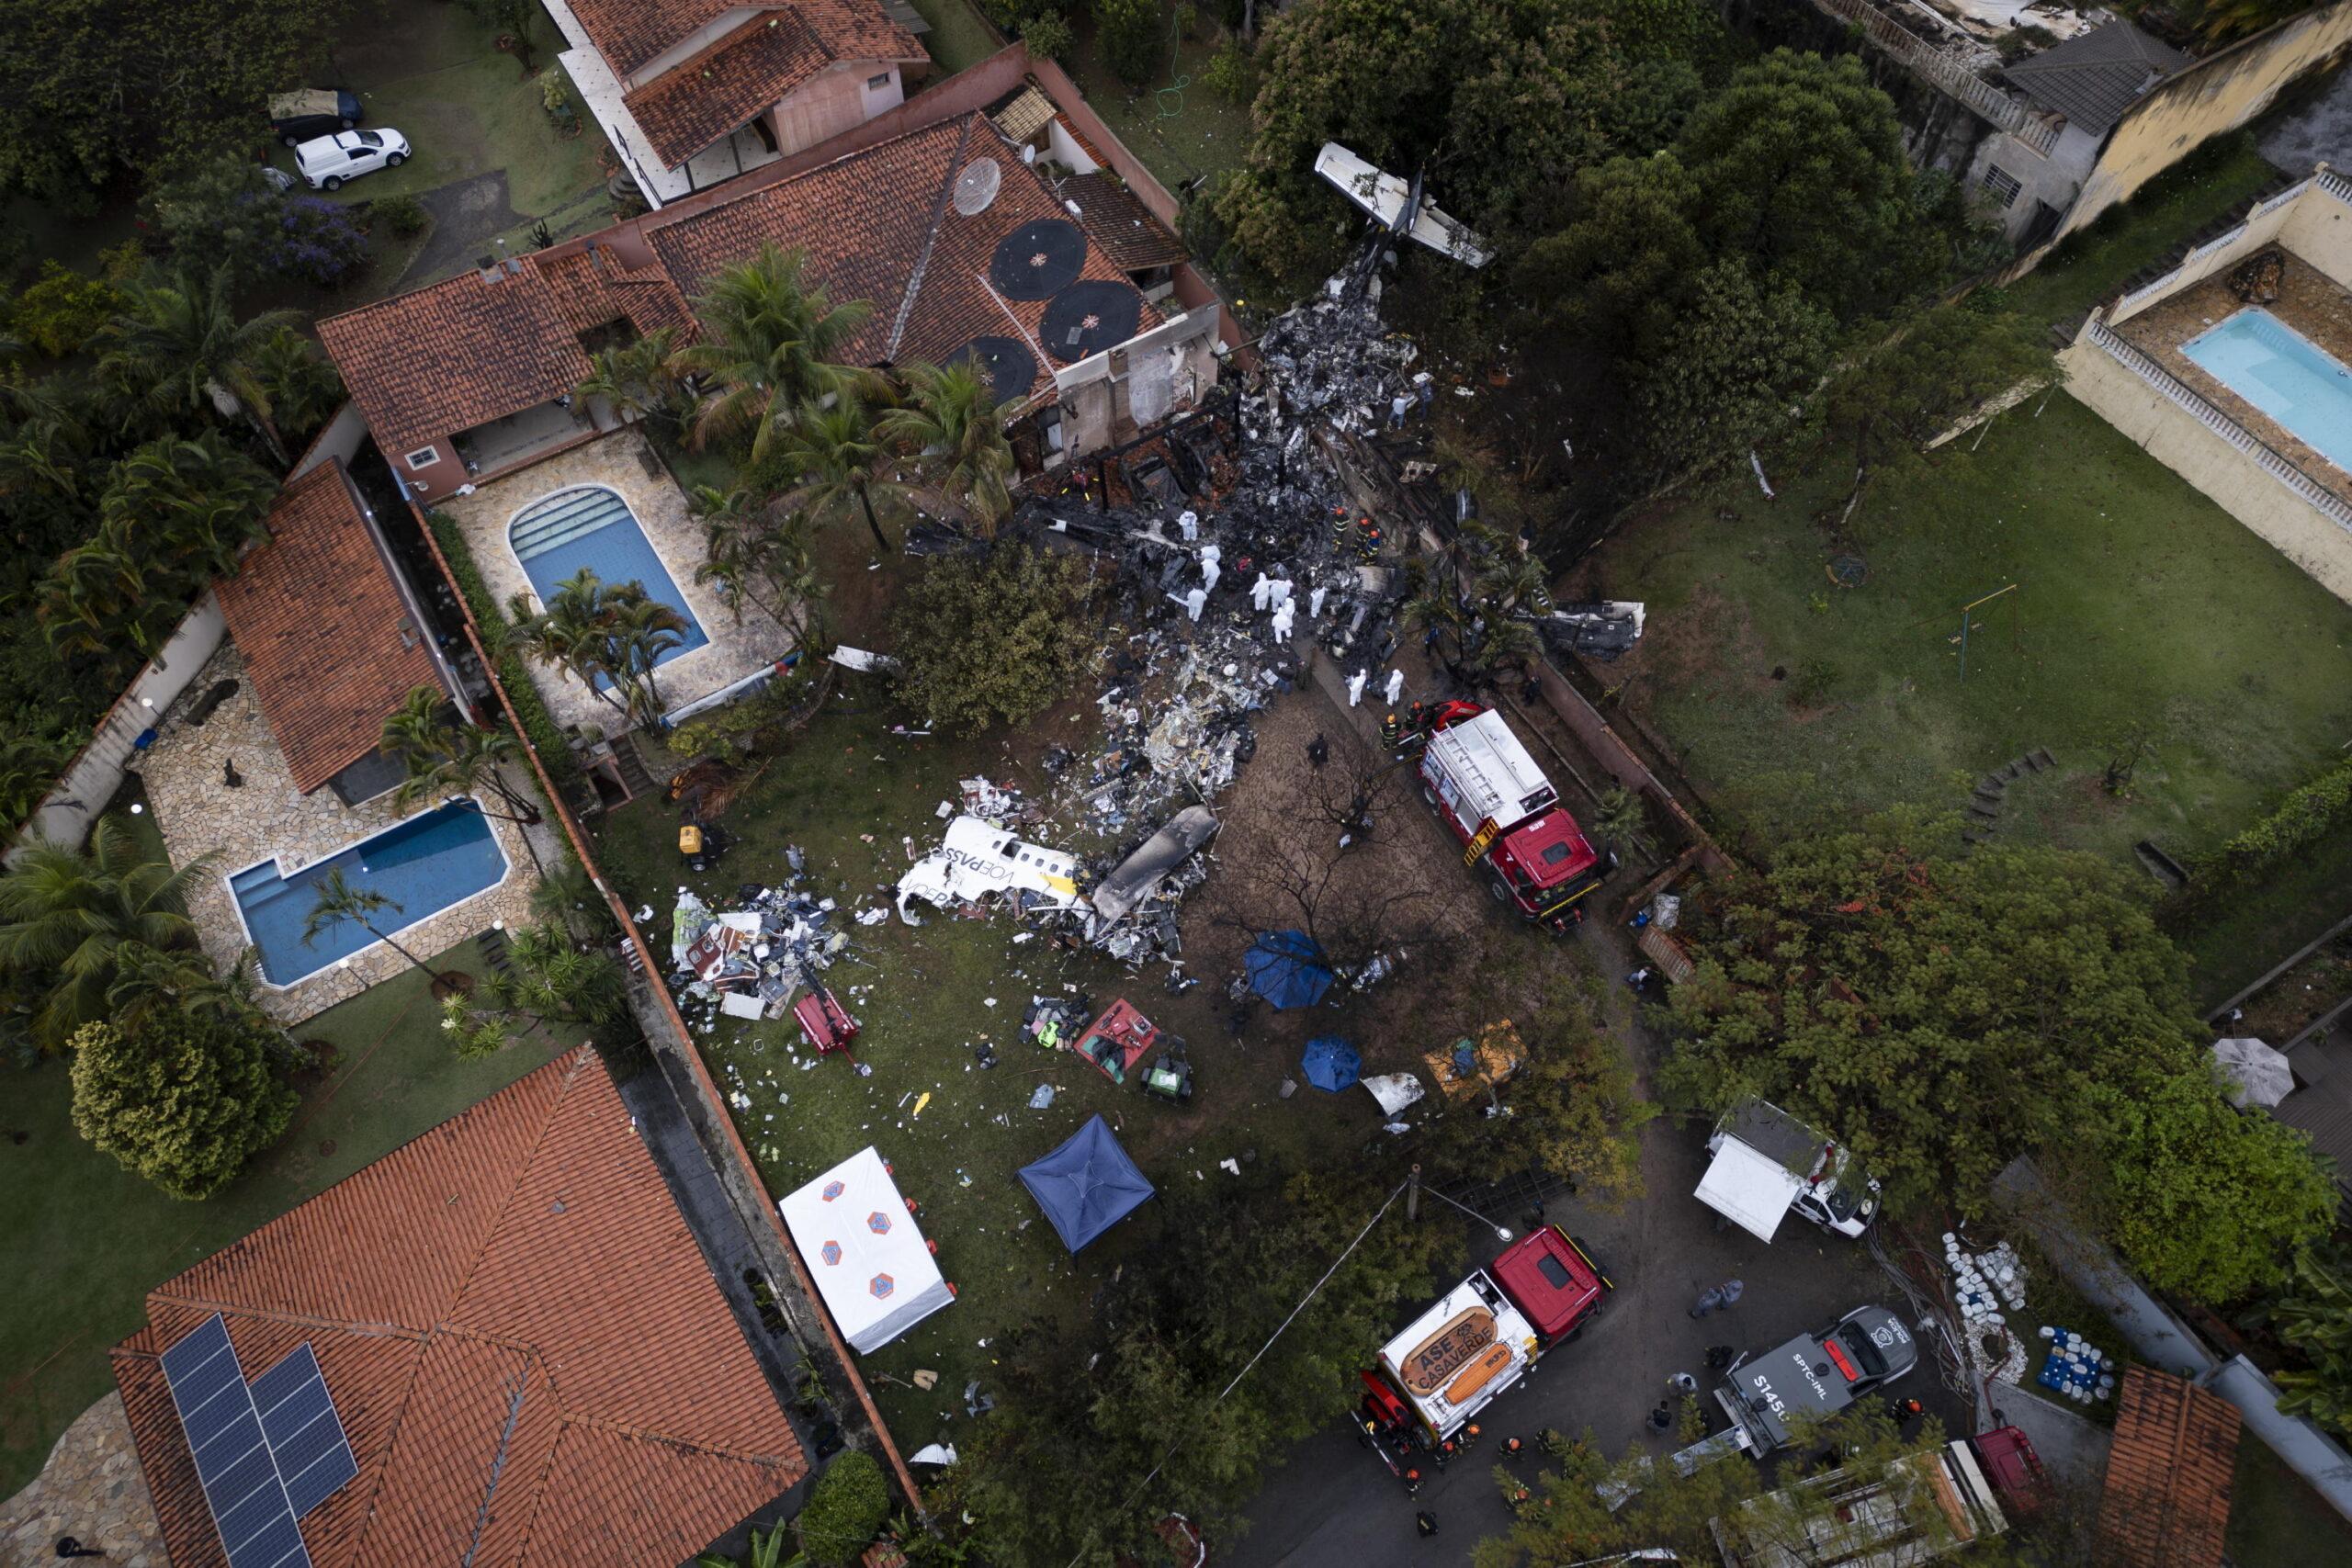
(398, 170, 524, 285)
(1223, 681, 1973, 1563)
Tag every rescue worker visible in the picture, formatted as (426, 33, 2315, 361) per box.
(1380, 712, 1402, 749)
(1415, 1510, 1438, 1538)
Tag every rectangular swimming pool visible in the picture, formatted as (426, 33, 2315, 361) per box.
(2181, 308, 2352, 475)
(510, 486, 709, 667)
(230, 801, 509, 985)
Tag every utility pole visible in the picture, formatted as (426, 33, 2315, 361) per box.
(1407, 1163, 1421, 1223)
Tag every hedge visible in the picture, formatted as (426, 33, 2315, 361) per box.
(2167, 756, 2352, 925)
(424, 511, 589, 803)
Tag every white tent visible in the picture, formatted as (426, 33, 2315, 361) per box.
(779, 1146, 954, 1354)
(2213, 1036, 2295, 1109)
(1693, 1138, 1805, 1243)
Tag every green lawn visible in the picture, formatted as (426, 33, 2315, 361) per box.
(2175, 817, 2352, 1007)
(1606, 394, 2352, 887)
(588, 683, 1369, 1447)
(0, 935, 562, 1495)
(270, 1, 612, 247)
(906, 0, 1007, 76)
(2002, 133, 2282, 331)
(1065, 20, 1253, 197)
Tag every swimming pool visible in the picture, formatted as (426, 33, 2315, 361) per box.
(510, 486, 709, 666)
(2181, 308, 2352, 475)
(230, 801, 509, 985)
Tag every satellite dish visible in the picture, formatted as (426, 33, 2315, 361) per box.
(953, 158, 1001, 217)
(989, 219, 1086, 300)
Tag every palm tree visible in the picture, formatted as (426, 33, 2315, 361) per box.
(691, 489, 830, 649)
(103, 941, 261, 1030)
(98, 266, 302, 465)
(573, 325, 682, 429)
(882, 362, 1015, 531)
(695, 1523, 806, 1568)
(300, 869, 438, 977)
(530, 857, 614, 943)
(249, 325, 344, 450)
(505, 570, 637, 725)
(380, 686, 544, 827)
(669, 243, 873, 463)
(0, 818, 214, 1051)
(610, 593, 688, 727)
(778, 397, 901, 554)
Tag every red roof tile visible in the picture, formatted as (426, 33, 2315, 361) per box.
(572, 0, 919, 86)
(1063, 173, 1187, 272)
(111, 1049, 804, 1568)
(623, 3, 923, 169)
(212, 460, 444, 794)
(316, 251, 689, 462)
(2094, 1366, 2240, 1568)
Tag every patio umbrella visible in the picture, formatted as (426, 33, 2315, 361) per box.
(1301, 1035, 1362, 1093)
(2212, 1036, 2294, 1108)
(1245, 929, 1334, 1010)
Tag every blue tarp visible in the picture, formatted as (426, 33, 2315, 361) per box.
(1245, 929, 1334, 1010)
(1301, 1035, 1362, 1092)
(1018, 1114, 1157, 1253)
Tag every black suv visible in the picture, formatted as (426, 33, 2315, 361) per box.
(268, 90, 364, 147)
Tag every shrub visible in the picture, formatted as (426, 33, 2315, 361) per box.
(890, 544, 1101, 736)
(1173, 1, 1198, 38)
(373, 193, 428, 238)
(1096, 0, 1166, 85)
(426, 513, 590, 802)
(9, 260, 123, 357)
(1202, 38, 1254, 102)
(69, 1011, 297, 1200)
(1787, 657, 1838, 707)
(268, 197, 371, 287)
(1021, 12, 1075, 59)
(797, 1450, 890, 1565)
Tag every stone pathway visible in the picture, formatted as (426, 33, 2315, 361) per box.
(0, 1393, 164, 1567)
(1962, 746, 2058, 846)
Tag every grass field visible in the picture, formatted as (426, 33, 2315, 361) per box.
(1066, 20, 1253, 198)
(906, 0, 1007, 76)
(0, 934, 561, 1495)
(2003, 133, 2285, 332)
(1599, 394, 2352, 894)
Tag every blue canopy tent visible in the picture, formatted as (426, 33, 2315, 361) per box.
(1245, 929, 1334, 1010)
(1019, 1114, 1157, 1253)
(1300, 1035, 1362, 1092)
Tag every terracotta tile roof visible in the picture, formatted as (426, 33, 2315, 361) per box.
(989, 85, 1056, 143)
(571, 0, 765, 77)
(111, 1049, 804, 1568)
(1063, 173, 1187, 272)
(622, 2, 923, 170)
(649, 113, 1139, 401)
(316, 251, 688, 461)
(2094, 1366, 2240, 1568)
(212, 460, 444, 794)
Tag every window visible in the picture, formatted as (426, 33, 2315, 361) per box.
(356, 130, 383, 147)
(404, 446, 442, 470)
(1980, 165, 2022, 209)
(1535, 1254, 1575, 1290)
(867, 73, 892, 90)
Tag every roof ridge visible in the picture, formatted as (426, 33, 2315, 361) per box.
(137, 1298, 434, 1344)
(439, 1051, 599, 1327)
(884, 113, 978, 363)
(554, 1408, 806, 1467)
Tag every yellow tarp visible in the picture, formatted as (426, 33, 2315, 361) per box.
(1422, 1021, 1525, 1102)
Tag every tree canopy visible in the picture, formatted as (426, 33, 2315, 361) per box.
(69, 1010, 296, 1200)
(888, 545, 1101, 735)
(0, 0, 353, 201)
(1661, 811, 2332, 1301)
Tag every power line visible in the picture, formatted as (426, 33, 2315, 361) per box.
(1058, 1175, 1415, 1568)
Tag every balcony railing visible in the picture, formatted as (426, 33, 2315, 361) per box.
(1814, 0, 2061, 155)
(2086, 320, 2352, 531)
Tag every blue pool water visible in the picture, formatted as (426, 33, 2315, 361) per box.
(510, 487, 709, 666)
(2181, 308, 2352, 474)
(231, 802, 508, 985)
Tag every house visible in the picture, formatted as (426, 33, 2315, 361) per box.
(548, 0, 928, 208)
(109, 1048, 810, 1566)
(210, 457, 461, 806)
(1785, 0, 2352, 251)
(318, 107, 1224, 507)
(2093, 1367, 2240, 1567)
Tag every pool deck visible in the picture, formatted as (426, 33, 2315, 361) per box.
(2116, 263, 2352, 503)
(439, 429, 797, 737)
(140, 644, 542, 1025)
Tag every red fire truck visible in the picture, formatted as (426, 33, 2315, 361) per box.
(1407, 701, 1611, 927)
(1353, 1227, 1611, 1490)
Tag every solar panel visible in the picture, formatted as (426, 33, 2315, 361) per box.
(254, 1346, 358, 1517)
(159, 1315, 356, 1568)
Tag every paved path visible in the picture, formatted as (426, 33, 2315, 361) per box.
(0, 1393, 164, 1567)
(2260, 62, 2352, 175)
(399, 170, 523, 286)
